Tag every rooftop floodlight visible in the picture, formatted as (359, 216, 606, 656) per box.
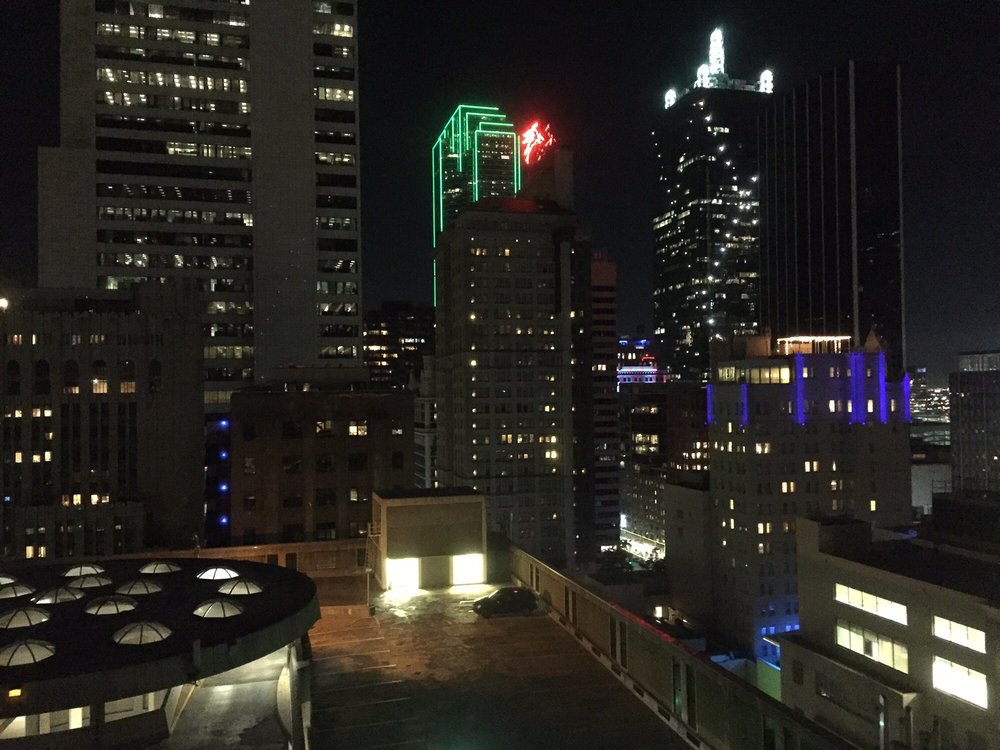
(664, 89, 677, 108)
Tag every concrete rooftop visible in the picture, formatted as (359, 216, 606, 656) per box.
(309, 585, 686, 749)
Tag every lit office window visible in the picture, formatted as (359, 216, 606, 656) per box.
(933, 616, 986, 653)
(835, 584, 907, 625)
(933, 656, 987, 708)
(836, 618, 908, 673)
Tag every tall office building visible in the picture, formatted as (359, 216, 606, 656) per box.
(652, 29, 773, 381)
(39, 0, 363, 404)
(433, 193, 576, 565)
(950, 351, 1000, 493)
(430, 104, 521, 248)
(571, 252, 620, 560)
(363, 301, 434, 390)
(708, 335, 912, 659)
(759, 61, 905, 375)
(0, 282, 203, 557)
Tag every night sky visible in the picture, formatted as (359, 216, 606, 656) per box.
(1, 1, 997, 383)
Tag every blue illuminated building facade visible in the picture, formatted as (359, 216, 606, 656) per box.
(707, 335, 912, 660)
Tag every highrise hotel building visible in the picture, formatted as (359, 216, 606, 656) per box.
(38, 0, 363, 407)
(652, 29, 773, 381)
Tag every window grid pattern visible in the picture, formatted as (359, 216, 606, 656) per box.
(835, 618, 909, 674)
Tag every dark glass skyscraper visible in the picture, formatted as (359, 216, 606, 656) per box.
(758, 61, 905, 375)
(652, 30, 773, 382)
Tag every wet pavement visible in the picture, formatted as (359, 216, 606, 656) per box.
(309, 585, 686, 749)
(157, 650, 287, 750)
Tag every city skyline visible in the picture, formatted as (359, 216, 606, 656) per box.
(2, 1, 996, 383)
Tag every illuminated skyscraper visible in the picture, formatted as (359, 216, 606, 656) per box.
(652, 29, 773, 382)
(38, 0, 363, 542)
(39, 1, 363, 397)
(431, 104, 521, 247)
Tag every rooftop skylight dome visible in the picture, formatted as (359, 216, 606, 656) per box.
(67, 574, 112, 589)
(63, 564, 105, 577)
(113, 621, 172, 645)
(32, 586, 85, 604)
(139, 561, 181, 575)
(218, 578, 263, 596)
(86, 596, 138, 615)
(0, 639, 55, 666)
(0, 607, 50, 629)
(116, 579, 163, 596)
(193, 598, 244, 619)
(196, 566, 238, 581)
(0, 583, 35, 600)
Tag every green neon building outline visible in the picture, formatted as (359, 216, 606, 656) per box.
(431, 104, 521, 308)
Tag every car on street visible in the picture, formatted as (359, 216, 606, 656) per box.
(472, 586, 538, 618)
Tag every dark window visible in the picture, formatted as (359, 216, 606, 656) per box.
(63, 360, 79, 394)
(243, 494, 256, 510)
(5, 361, 20, 395)
(282, 420, 303, 439)
(34, 360, 51, 395)
(316, 522, 337, 540)
(348, 521, 360, 538)
(148, 359, 162, 393)
(243, 457, 256, 475)
(282, 456, 303, 474)
(282, 495, 304, 508)
(315, 419, 334, 436)
(316, 453, 334, 472)
(316, 488, 336, 506)
(792, 660, 804, 685)
(282, 524, 305, 543)
(391, 451, 404, 470)
(348, 452, 367, 471)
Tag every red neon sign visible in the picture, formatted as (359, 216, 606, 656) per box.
(521, 121, 556, 165)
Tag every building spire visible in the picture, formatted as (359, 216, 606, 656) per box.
(709, 28, 725, 76)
